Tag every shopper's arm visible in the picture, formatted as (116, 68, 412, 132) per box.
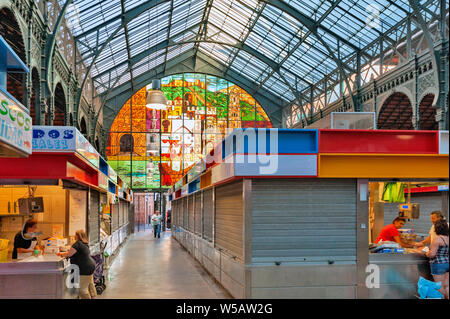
(59, 247, 77, 258)
(416, 235, 431, 247)
(393, 235, 414, 248)
(426, 239, 439, 258)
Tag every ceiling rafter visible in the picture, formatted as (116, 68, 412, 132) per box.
(59, 0, 442, 129)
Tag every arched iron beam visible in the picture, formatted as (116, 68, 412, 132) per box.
(74, 0, 171, 126)
(97, 49, 285, 135)
(92, 39, 310, 130)
(265, 0, 357, 111)
(44, 0, 73, 93)
(407, 0, 440, 102)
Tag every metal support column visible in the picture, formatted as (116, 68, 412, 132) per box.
(243, 179, 252, 299)
(356, 179, 369, 299)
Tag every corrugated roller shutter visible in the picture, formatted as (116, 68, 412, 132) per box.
(173, 200, 178, 227)
(183, 197, 188, 229)
(194, 192, 202, 235)
(118, 202, 123, 227)
(215, 181, 243, 259)
(188, 195, 194, 232)
(252, 179, 357, 263)
(121, 202, 126, 225)
(177, 200, 181, 227)
(88, 190, 100, 245)
(123, 202, 129, 224)
(203, 189, 213, 241)
(173, 200, 177, 227)
(112, 204, 119, 231)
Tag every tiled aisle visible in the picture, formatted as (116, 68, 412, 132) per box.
(98, 229, 230, 299)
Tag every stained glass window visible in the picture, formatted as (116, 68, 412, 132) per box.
(106, 73, 272, 189)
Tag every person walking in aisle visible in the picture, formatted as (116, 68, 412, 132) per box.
(151, 211, 162, 239)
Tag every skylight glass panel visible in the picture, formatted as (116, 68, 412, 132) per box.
(169, 0, 205, 37)
(64, 0, 122, 37)
(115, 72, 131, 88)
(262, 73, 290, 101)
(284, 0, 329, 18)
(198, 42, 236, 64)
(125, 0, 147, 11)
(166, 43, 195, 61)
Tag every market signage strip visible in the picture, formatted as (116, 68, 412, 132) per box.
(32, 126, 77, 152)
(172, 129, 449, 200)
(32, 126, 100, 169)
(439, 131, 449, 154)
(318, 153, 449, 178)
(319, 129, 440, 154)
(0, 88, 32, 155)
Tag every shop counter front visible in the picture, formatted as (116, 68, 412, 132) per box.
(0, 255, 78, 299)
(368, 250, 432, 299)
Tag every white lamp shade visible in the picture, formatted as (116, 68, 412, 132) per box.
(146, 90, 167, 110)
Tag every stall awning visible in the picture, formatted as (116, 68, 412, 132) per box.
(0, 35, 29, 74)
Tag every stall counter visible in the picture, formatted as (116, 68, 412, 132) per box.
(0, 254, 78, 298)
(368, 250, 432, 299)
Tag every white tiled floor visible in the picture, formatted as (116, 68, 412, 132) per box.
(98, 229, 230, 299)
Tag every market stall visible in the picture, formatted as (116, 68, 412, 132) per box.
(0, 125, 132, 298)
(169, 128, 449, 299)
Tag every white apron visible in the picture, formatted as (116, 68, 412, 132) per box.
(17, 240, 37, 260)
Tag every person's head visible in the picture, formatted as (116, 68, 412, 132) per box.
(393, 217, 406, 229)
(23, 219, 38, 233)
(75, 230, 89, 244)
(434, 219, 449, 236)
(430, 211, 444, 224)
(155, 211, 160, 215)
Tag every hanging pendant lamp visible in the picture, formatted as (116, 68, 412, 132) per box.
(146, 79, 167, 110)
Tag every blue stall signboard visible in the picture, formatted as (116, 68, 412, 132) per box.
(32, 126, 76, 152)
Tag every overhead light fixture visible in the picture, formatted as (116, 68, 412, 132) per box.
(146, 79, 167, 110)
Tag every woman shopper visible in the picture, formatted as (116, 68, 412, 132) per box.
(426, 219, 449, 299)
(59, 230, 97, 299)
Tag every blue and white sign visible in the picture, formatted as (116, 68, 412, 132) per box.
(32, 126, 76, 151)
(0, 88, 32, 156)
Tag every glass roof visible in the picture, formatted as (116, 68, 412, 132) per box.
(60, 0, 439, 105)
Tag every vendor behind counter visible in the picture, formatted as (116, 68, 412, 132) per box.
(375, 217, 415, 248)
(12, 219, 42, 260)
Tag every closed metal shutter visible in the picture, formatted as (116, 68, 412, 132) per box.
(118, 201, 123, 227)
(252, 179, 357, 263)
(123, 202, 129, 224)
(215, 180, 243, 259)
(173, 200, 177, 227)
(188, 195, 194, 232)
(112, 204, 119, 231)
(121, 201, 126, 226)
(178, 200, 182, 227)
(183, 197, 188, 229)
(203, 188, 213, 241)
(88, 190, 100, 245)
(173, 200, 178, 227)
(194, 192, 202, 235)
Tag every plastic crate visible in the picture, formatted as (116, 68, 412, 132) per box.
(0, 239, 9, 263)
